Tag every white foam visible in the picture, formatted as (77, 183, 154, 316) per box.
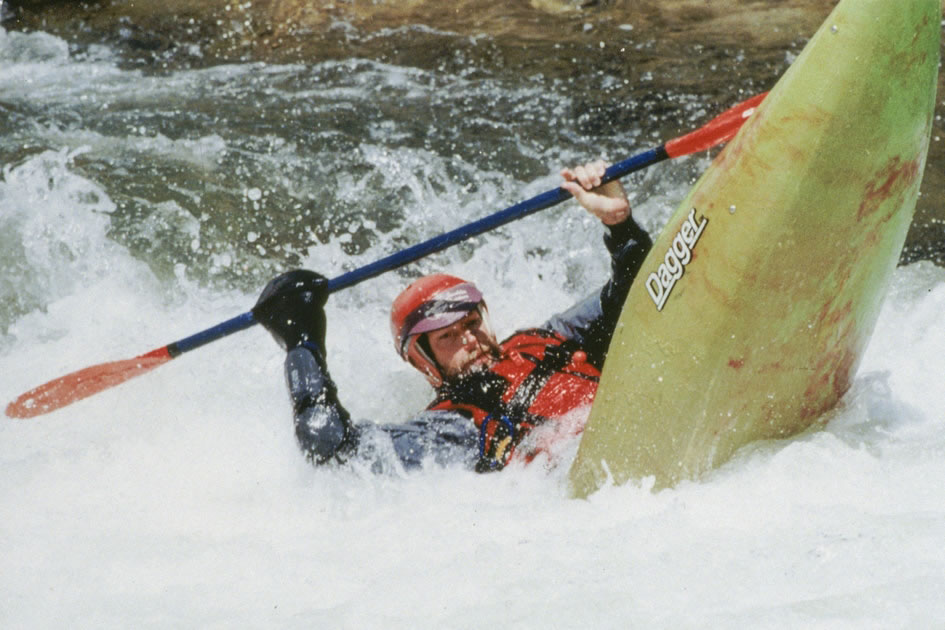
(4, 184, 944, 628)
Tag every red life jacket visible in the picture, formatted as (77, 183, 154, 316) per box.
(427, 329, 601, 471)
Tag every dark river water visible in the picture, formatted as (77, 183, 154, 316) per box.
(1, 0, 943, 331)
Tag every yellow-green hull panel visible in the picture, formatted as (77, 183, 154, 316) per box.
(569, 0, 941, 496)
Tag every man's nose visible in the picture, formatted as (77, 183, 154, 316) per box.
(460, 328, 478, 346)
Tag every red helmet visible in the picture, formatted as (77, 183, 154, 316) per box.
(390, 274, 488, 387)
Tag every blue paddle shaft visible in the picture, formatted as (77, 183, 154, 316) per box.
(167, 146, 668, 357)
(328, 147, 666, 293)
(167, 311, 257, 356)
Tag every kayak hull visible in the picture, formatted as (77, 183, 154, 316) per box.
(569, 0, 941, 496)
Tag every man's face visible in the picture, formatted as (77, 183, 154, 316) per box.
(426, 309, 500, 381)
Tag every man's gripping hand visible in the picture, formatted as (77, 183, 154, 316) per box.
(253, 269, 329, 352)
(560, 160, 631, 227)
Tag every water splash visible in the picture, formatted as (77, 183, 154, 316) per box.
(0, 149, 118, 333)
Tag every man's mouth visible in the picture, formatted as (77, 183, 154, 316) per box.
(470, 347, 499, 368)
(456, 348, 492, 373)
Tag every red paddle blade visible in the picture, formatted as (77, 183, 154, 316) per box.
(5, 347, 172, 419)
(665, 91, 768, 158)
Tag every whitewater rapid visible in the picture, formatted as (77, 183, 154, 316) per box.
(2, 24, 944, 629)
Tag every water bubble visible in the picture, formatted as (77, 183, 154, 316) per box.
(831, 25, 839, 34)
(246, 187, 262, 201)
(212, 252, 232, 268)
(729, 205, 737, 214)
(247, 231, 258, 243)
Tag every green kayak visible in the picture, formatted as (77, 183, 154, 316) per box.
(569, 0, 941, 496)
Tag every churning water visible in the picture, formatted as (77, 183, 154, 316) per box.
(2, 24, 944, 629)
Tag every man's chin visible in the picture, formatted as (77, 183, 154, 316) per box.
(464, 359, 492, 375)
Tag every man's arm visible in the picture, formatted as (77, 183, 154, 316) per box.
(286, 343, 479, 471)
(543, 161, 653, 366)
(255, 270, 479, 471)
(284, 341, 357, 464)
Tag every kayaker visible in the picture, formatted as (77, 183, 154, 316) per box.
(253, 161, 652, 472)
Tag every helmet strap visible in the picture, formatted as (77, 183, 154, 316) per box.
(418, 334, 445, 371)
(410, 333, 445, 386)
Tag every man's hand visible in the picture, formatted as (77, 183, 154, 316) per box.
(253, 269, 329, 352)
(560, 160, 631, 226)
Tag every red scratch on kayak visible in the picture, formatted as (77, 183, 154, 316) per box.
(728, 358, 745, 369)
(858, 156, 920, 222)
(800, 300, 857, 421)
(889, 12, 933, 74)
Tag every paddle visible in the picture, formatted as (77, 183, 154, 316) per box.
(5, 92, 766, 419)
